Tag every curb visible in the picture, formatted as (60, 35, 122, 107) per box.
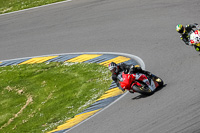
(0, 52, 145, 133)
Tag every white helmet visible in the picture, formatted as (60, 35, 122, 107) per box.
(108, 62, 117, 71)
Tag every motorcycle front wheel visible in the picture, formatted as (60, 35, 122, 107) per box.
(131, 81, 154, 95)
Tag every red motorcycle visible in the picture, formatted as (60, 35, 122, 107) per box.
(118, 72, 164, 95)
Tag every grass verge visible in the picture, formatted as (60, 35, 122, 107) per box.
(0, 0, 66, 14)
(0, 62, 112, 132)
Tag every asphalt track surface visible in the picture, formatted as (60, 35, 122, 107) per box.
(1, 0, 200, 133)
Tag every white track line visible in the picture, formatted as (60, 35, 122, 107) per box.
(0, 0, 72, 16)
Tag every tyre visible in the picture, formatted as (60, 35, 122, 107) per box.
(131, 81, 154, 95)
(154, 77, 164, 87)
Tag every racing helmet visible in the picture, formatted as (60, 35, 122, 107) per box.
(176, 24, 185, 34)
(108, 62, 117, 71)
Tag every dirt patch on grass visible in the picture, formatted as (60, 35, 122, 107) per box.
(0, 87, 33, 130)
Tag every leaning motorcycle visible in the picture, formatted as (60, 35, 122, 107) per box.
(190, 30, 200, 49)
(117, 72, 164, 95)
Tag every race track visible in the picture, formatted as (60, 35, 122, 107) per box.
(1, 0, 200, 133)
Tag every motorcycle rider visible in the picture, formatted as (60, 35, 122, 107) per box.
(176, 23, 200, 52)
(108, 62, 155, 92)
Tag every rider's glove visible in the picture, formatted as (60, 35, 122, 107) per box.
(124, 69, 129, 74)
(147, 71, 151, 75)
(144, 71, 151, 76)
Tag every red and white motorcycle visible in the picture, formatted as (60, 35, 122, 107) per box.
(190, 30, 200, 47)
(117, 72, 164, 95)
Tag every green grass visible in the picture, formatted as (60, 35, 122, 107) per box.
(0, 62, 112, 133)
(0, 0, 66, 14)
